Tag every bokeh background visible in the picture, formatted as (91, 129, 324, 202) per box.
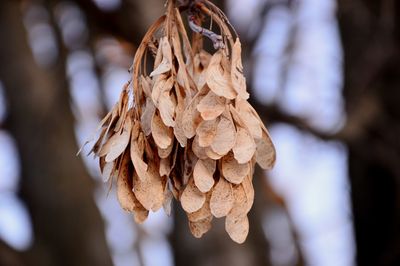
(0, 0, 399, 266)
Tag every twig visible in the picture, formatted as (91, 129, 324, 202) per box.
(187, 12, 225, 49)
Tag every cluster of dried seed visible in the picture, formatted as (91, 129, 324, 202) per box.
(87, 0, 275, 243)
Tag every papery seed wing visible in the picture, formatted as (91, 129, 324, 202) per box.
(232, 126, 256, 164)
(181, 178, 206, 213)
(116, 152, 135, 212)
(210, 177, 234, 218)
(159, 90, 176, 127)
(105, 117, 132, 162)
(225, 214, 249, 244)
(193, 159, 216, 193)
(141, 98, 156, 136)
(235, 99, 262, 139)
(197, 89, 225, 121)
(196, 118, 218, 148)
(210, 110, 236, 156)
(130, 130, 148, 181)
(221, 152, 250, 185)
(133, 163, 164, 212)
(188, 193, 212, 222)
(206, 51, 237, 100)
(189, 216, 212, 238)
(255, 130, 276, 170)
(192, 135, 208, 160)
(151, 111, 174, 149)
(231, 38, 250, 100)
(182, 88, 207, 138)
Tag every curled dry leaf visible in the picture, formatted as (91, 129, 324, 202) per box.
(193, 159, 216, 193)
(210, 177, 234, 218)
(222, 152, 250, 185)
(181, 178, 206, 213)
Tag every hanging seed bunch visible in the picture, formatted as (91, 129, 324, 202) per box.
(88, 0, 275, 243)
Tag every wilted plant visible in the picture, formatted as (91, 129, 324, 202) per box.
(86, 0, 275, 243)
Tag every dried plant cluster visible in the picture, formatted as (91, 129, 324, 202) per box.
(88, 0, 275, 243)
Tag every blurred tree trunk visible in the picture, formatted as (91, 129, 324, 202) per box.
(338, 0, 400, 265)
(0, 1, 113, 266)
(0, 240, 25, 266)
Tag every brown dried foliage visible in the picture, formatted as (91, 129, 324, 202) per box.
(87, 0, 275, 243)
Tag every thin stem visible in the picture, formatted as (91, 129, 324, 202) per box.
(187, 11, 225, 49)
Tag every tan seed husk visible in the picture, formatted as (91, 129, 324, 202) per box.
(86, 0, 276, 244)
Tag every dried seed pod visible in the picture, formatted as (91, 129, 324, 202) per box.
(222, 152, 250, 185)
(196, 119, 218, 148)
(193, 159, 216, 193)
(210, 177, 234, 218)
(181, 178, 206, 213)
(133, 163, 164, 212)
(105, 116, 132, 162)
(206, 51, 237, 100)
(197, 89, 226, 121)
(232, 126, 256, 164)
(210, 110, 236, 156)
(225, 214, 249, 244)
(101, 160, 114, 183)
(86, 0, 276, 243)
(256, 130, 276, 170)
(188, 193, 212, 222)
(189, 216, 213, 238)
(151, 111, 174, 149)
(116, 152, 136, 212)
(231, 39, 250, 100)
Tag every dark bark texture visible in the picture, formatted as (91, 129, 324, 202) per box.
(0, 1, 113, 265)
(338, 0, 400, 265)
